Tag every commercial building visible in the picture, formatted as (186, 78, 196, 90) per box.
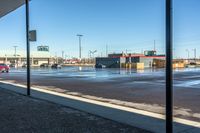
(0, 46, 54, 67)
(96, 50, 165, 68)
(96, 57, 126, 68)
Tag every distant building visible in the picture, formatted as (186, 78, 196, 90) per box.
(96, 51, 165, 68)
(0, 46, 54, 66)
(96, 57, 126, 68)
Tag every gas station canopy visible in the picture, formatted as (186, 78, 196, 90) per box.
(0, 0, 25, 18)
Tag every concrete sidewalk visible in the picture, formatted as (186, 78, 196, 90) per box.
(0, 88, 151, 133)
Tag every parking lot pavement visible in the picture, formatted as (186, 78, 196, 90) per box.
(0, 88, 151, 133)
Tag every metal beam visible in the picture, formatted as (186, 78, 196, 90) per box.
(0, 0, 25, 18)
(166, 0, 173, 132)
(26, 0, 30, 96)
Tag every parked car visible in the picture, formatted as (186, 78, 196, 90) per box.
(190, 62, 197, 65)
(22, 64, 27, 68)
(40, 63, 49, 68)
(0, 64, 10, 73)
(95, 63, 106, 68)
(51, 64, 62, 69)
(9, 63, 15, 68)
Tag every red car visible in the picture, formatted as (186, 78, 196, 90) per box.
(0, 64, 10, 73)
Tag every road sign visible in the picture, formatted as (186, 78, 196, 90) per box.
(29, 30, 37, 41)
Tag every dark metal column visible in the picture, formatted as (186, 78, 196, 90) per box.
(26, 0, 30, 96)
(166, 0, 173, 132)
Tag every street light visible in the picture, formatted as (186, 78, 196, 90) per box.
(106, 44, 108, 57)
(89, 50, 97, 58)
(186, 49, 190, 59)
(192, 48, 197, 59)
(77, 34, 83, 60)
(13, 46, 18, 68)
(61, 51, 65, 64)
(125, 49, 131, 55)
(13, 46, 18, 57)
(89, 50, 97, 64)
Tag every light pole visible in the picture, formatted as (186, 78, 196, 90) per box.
(13, 46, 18, 67)
(89, 50, 97, 58)
(166, 0, 173, 132)
(186, 49, 190, 59)
(13, 46, 18, 57)
(106, 44, 108, 57)
(89, 50, 97, 63)
(192, 48, 197, 60)
(62, 51, 65, 64)
(62, 51, 64, 59)
(125, 49, 131, 55)
(77, 34, 83, 60)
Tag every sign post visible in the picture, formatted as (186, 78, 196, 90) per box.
(166, 0, 173, 132)
(26, 0, 37, 96)
(26, 0, 30, 96)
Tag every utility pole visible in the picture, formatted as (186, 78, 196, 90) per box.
(89, 50, 97, 58)
(141, 49, 144, 54)
(154, 40, 156, 51)
(13, 46, 18, 68)
(62, 51, 64, 59)
(89, 50, 97, 64)
(192, 48, 197, 59)
(65, 54, 68, 60)
(186, 49, 190, 59)
(62, 51, 65, 64)
(13, 46, 18, 57)
(125, 49, 131, 55)
(106, 44, 108, 57)
(77, 34, 83, 60)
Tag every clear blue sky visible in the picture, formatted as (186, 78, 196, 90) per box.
(0, 0, 200, 58)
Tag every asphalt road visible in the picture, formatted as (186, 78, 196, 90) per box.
(1, 67, 200, 122)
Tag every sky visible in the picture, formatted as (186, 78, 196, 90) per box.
(0, 0, 200, 59)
